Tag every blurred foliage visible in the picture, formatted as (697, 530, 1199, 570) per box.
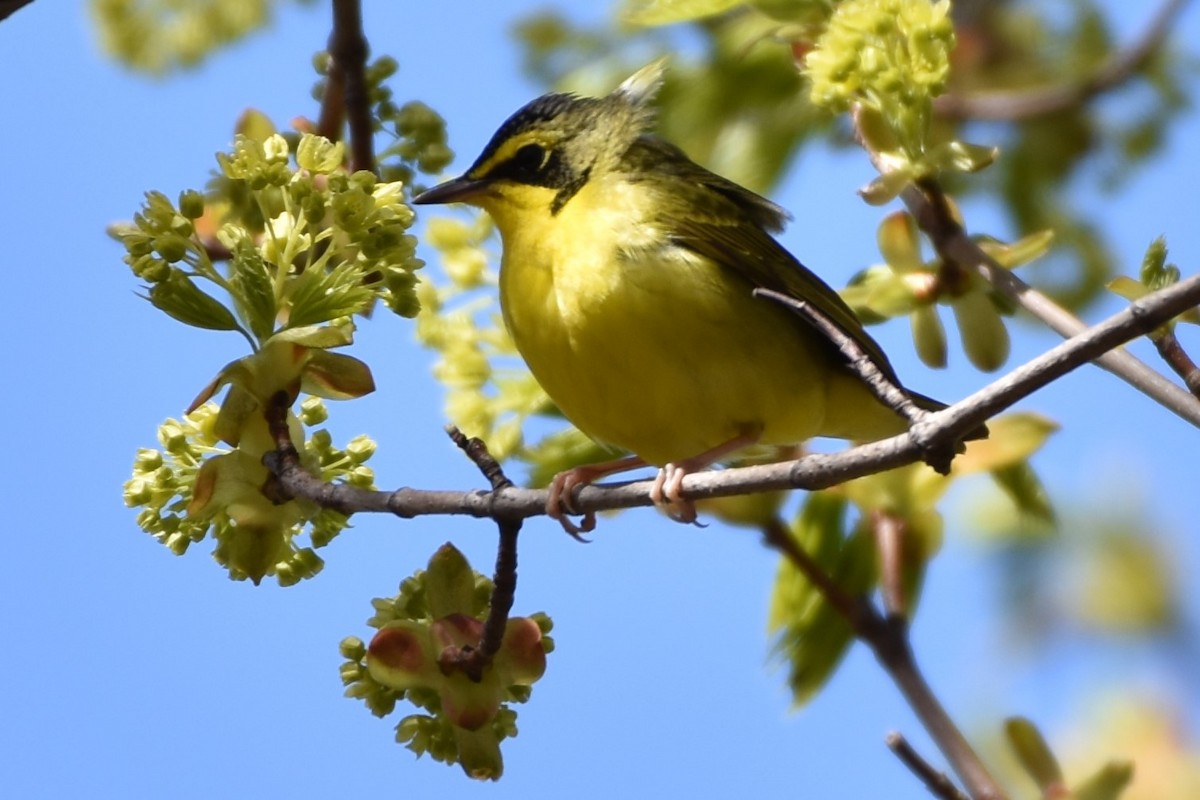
(969, 491, 1181, 642)
(991, 701, 1200, 800)
(91, 0, 316, 74)
(769, 413, 1056, 704)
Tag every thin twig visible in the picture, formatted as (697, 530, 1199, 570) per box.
(887, 732, 972, 800)
(446, 426, 522, 663)
(853, 109, 1200, 429)
(1153, 330, 1200, 398)
(935, 0, 1191, 121)
(265, 270, 1200, 524)
(762, 519, 867, 630)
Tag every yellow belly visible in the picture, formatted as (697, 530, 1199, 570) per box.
(486, 180, 900, 466)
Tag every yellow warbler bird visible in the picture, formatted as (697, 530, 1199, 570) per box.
(415, 62, 972, 534)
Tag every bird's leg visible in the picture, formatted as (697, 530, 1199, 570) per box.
(548, 455, 648, 539)
(651, 428, 763, 524)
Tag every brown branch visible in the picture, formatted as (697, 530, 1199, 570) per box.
(887, 732, 972, 800)
(446, 427, 521, 664)
(853, 110, 1200, 429)
(1153, 330, 1200, 398)
(318, 0, 376, 174)
(936, 0, 1192, 121)
(264, 270, 1200, 524)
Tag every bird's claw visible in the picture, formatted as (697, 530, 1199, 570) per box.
(547, 469, 597, 541)
(651, 463, 700, 525)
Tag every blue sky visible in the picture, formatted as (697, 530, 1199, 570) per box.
(2, 2, 1199, 798)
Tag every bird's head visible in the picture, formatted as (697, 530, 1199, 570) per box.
(413, 60, 666, 218)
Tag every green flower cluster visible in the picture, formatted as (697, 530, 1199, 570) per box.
(124, 396, 377, 586)
(115, 131, 424, 344)
(339, 544, 553, 781)
(805, 0, 954, 152)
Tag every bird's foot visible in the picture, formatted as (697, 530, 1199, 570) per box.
(546, 455, 647, 540)
(650, 462, 700, 524)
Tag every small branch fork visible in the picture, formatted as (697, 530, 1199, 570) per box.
(888, 732, 972, 800)
(935, 0, 1192, 121)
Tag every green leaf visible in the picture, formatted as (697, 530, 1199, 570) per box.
(859, 168, 914, 206)
(1106, 275, 1150, 303)
(623, 0, 743, 26)
(425, 544, 479, 620)
(911, 304, 947, 368)
(1005, 717, 1065, 793)
(927, 140, 999, 174)
(213, 384, 261, 447)
(876, 212, 924, 273)
(147, 271, 241, 332)
(1139, 236, 1170, 289)
(301, 351, 376, 400)
(979, 229, 1056, 270)
(229, 242, 277, 341)
(288, 261, 376, 327)
(271, 322, 355, 349)
(770, 496, 877, 705)
(235, 108, 277, 143)
(1069, 761, 1135, 800)
(952, 290, 1010, 371)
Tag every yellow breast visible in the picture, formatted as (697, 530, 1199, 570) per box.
(478, 175, 891, 465)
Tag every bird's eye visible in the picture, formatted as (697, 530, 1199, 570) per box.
(512, 143, 546, 174)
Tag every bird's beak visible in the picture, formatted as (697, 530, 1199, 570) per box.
(412, 175, 487, 206)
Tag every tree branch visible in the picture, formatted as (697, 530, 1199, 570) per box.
(935, 0, 1191, 121)
(318, 0, 376, 174)
(887, 732, 972, 800)
(445, 426, 521, 664)
(264, 271, 1200, 524)
(1152, 330, 1200, 399)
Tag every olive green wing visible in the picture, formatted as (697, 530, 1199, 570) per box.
(628, 137, 903, 385)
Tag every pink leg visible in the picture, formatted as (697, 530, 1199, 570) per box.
(649, 429, 763, 524)
(548, 455, 648, 539)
